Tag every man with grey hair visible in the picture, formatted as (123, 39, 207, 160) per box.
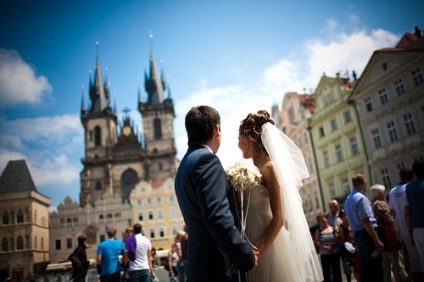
(370, 184, 409, 282)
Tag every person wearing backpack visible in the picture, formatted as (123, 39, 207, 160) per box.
(370, 184, 409, 282)
(69, 235, 89, 282)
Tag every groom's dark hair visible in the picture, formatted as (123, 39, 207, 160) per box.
(185, 105, 220, 146)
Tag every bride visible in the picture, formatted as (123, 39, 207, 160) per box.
(238, 110, 323, 282)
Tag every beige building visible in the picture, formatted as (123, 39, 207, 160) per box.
(282, 92, 323, 226)
(348, 29, 424, 186)
(49, 193, 132, 262)
(310, 75, 371, 210)
(0, 160, 51, 279)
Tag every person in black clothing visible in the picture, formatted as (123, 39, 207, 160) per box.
(69, 235, 89, 282)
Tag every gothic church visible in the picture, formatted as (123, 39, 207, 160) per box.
(80, 41, 178, 207)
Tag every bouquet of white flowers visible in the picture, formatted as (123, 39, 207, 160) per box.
(225, 160, 262, 255)
(226, 160, 262, 192)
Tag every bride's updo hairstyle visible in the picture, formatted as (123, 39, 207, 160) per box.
(239, 110, 274, 154)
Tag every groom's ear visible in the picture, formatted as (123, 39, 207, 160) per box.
(214, 124, 221, 137)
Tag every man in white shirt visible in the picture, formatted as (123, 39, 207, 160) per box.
(124, 223, 156, 282)
(389, 166, 424, 281)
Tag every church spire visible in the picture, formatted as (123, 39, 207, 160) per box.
(88, 41, 107, 113)
(144, 32, 165, 105)
(80, 86, 86, 114)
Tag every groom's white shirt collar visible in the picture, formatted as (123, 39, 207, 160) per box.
(202, 144, 213, 154)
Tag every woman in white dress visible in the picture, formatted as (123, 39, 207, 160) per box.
(238, 110, 323, 282)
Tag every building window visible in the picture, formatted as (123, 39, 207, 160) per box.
(137, 199, 142, 206)
(171, 225, 178, 236)
(336, 144, 343, 162)
(394, 78, 405, 95)
(157, 209, 163, 220)
(350, 137, 359, 155)
(114, 213, 121, 218)
(382, 62, 388, 71)
(156, 197, 162, 204)
(387, 121, 398, 142)
(323, 151, 330, 167)
(2, 212, 9, 225)
(17, 210, 24, 224)
(2, 238, 8, 252)
(67, 238, 72, 249)
(169, 195, 174, 202)
(159, 227, 165, 238)
(148, 211, 154, 220)
(344, 111, 352, 123)
(95, 180, 102, 191)
(319, 127, 325, 137)
(396, 162, 405, 171)
(381, 167, 392, 189)
(138, 212, 143, 221)
(341, 178, 350, 195)
(308, 158, 314, 173)
(371, 128, 382, 148)
(41, 237, 44, 250)
(150, 228, 155, 239)
(55, 239, 61, 250)
(364, 97, 373, 112)
(16, 237, 23, 250)
(170, 208, 176, 219)
(314, 191, 320, 209)
(404, 112, 416, 135)
(412, 67, 424, 86)
(328, 183, 336, 198)
(94, 126, 101, 146)
(147, 198, 152, 205)
(331, 119, 338, 131)
(153, 118, 162, 140)
(378, 88, 389, 105)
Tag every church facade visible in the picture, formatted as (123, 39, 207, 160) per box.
(50, 39, 184, 263)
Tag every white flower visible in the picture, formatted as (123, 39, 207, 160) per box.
(225, 160, 262, 192)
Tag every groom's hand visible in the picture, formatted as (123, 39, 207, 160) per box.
(253, 249, 260, 267)
(230, 264, 239, 273)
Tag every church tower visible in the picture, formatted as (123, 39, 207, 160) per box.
(80, 48, 119, 207)
(139, 34, 177, 182)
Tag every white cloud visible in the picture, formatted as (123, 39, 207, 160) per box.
(306, 28, 399, 89)
(174, 27, 401, 169)
(0, 114, 82, 186)
(0, 49, 52, 107)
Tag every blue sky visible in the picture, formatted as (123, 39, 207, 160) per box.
(0, 0, 422, 209)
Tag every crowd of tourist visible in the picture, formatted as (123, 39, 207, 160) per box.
(313, 159, 424, 282)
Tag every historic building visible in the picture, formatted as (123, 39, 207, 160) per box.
(348, 28, 424, 187)
(310, 75, 371, 210)
(50, 38, 184, 263)
(0, 160, 51, 279)
(282, 92, 323, 226)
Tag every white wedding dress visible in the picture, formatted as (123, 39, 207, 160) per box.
(244, 123, 323, 282)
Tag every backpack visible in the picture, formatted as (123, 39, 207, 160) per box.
(378, 223, 401, 252)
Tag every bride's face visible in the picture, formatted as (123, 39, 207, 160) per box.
(238, 134, 251, 159)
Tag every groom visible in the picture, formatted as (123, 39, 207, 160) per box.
(175, 105, 256, 282)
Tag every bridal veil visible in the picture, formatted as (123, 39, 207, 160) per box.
(261, 122, 323, 281)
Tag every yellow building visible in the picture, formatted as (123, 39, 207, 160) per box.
(310, 75, 371, 211)
(0, 160, 51, 279)
(130, 177, 185, 250)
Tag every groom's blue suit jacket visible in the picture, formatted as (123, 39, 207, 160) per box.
(175, 145, 255, 282)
